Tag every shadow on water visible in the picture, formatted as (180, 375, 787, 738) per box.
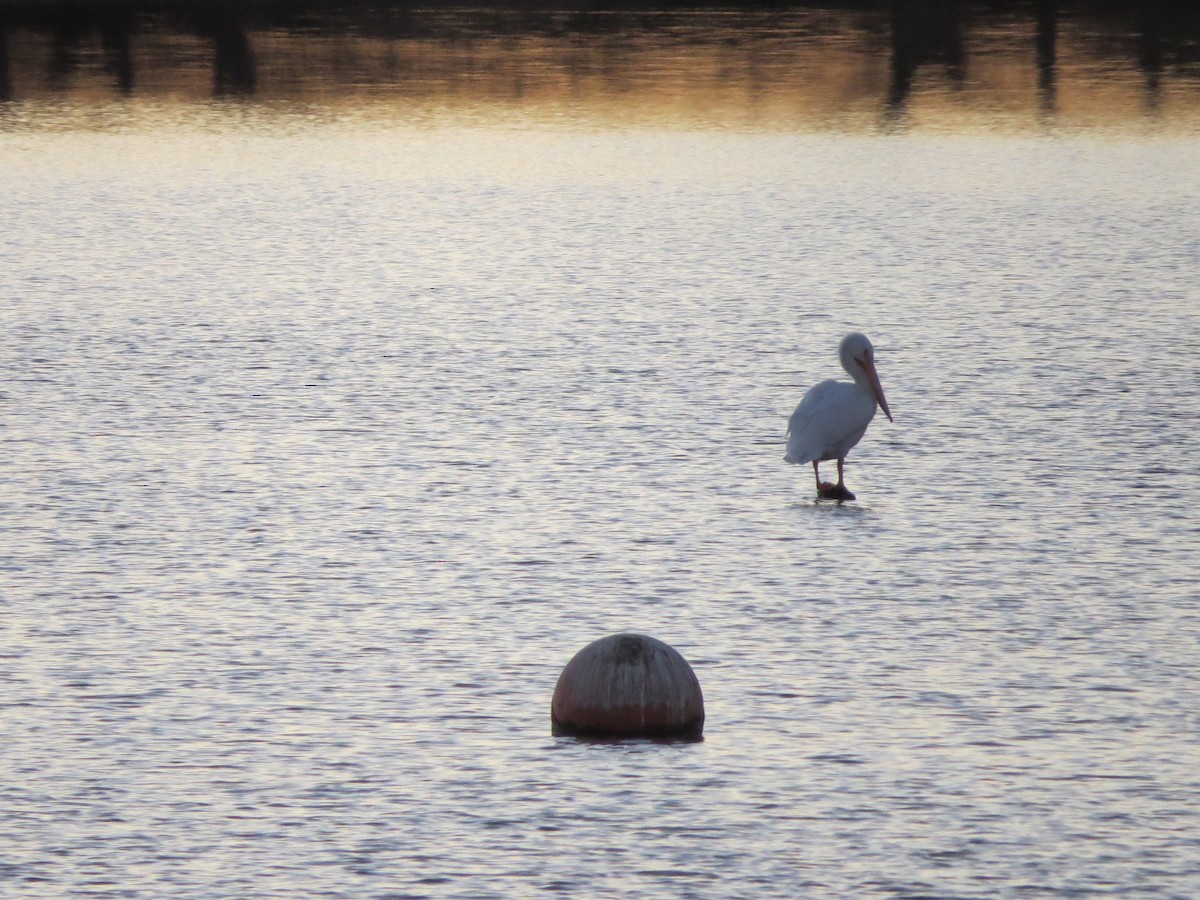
(0, 0, 1198, 126)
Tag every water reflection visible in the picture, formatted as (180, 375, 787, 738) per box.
(1036, 0, 1057, 118)
(1, 0, 1198, 129)
(888, 0, 965, 121)
(198, 3, 257, 96)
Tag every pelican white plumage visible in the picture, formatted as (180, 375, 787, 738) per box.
(785, 332, 893, 500)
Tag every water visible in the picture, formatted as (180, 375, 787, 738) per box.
(2, 4, 1200, 897)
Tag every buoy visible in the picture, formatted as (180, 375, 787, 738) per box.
(551, 633, 704, 740)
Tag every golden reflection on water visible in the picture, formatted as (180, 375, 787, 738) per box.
(1, 4, 1199, 132)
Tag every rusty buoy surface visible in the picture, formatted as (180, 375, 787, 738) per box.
(551, 633, 704, 740)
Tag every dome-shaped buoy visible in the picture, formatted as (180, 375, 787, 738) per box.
(551, 633, 704, 740)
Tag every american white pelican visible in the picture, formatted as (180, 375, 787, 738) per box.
(785, 332, 893, 500)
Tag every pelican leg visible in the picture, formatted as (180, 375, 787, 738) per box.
(831, 458, 855, 501)
(812, 461, 822, 491)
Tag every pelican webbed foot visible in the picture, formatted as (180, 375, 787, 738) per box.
(817, 482, 856, 501)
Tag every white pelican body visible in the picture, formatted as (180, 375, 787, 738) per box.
(785, 332, 893, 499)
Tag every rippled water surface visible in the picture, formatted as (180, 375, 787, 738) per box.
(2, 4, 1200, 897)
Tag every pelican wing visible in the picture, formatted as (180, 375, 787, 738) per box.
(785, 379, 876, 464)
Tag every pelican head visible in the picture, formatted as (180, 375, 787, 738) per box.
(838, 332, 893, 422)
